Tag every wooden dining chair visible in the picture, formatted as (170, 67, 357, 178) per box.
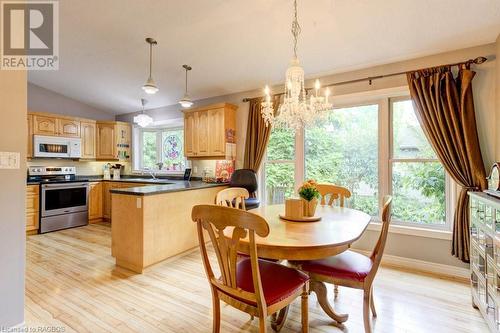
(316, 184, 351, 207)
(192, 205, 310, 333)
(216, 187, 249, 210)
(294, 196, 392, 333)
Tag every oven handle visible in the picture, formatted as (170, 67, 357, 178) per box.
(41, 182, 89, 189)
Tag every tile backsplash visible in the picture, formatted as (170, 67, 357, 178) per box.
(27, 159, 132, 176)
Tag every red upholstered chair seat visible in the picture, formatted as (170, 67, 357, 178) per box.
(299, 250, 373, 282)
(234, 258, 309, 305)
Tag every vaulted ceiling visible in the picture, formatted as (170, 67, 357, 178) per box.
(28, 0, 500, 114)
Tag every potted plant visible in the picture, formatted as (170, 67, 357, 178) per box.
(298, 179, 320, 217)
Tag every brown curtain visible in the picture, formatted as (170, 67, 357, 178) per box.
(406, 64, 486, 263)
(243, 96, 279, 171)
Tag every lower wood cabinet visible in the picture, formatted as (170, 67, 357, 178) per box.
(26, 185, 39, 234)
(88, 182, 103, 223)
(103, 182, 144, 221)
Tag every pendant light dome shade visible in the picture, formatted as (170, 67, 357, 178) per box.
(142, 38, 159, 95)
(178, 65, 193, 108)
(134, 98, 153, 127)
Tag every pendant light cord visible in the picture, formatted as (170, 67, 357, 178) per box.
(291, 0, 301, 59)
(185, 67, 188, 94)
(149, 43, 153, 78)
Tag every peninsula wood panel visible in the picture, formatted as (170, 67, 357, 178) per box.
(111, 186, 226, 273)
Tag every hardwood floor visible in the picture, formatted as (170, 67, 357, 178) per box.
(26, 223, 488, 333)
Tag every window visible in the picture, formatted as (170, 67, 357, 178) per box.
(390, 98, 446, 226)
(305, 104, 379, 216)
(134, 127, 186, 173)
(261, 92, 450, 230)
(263, 127, 295, 205)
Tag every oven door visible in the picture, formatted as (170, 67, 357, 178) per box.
(41, 182, 89, 217)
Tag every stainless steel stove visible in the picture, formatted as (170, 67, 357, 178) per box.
(28, 166, 89, 233)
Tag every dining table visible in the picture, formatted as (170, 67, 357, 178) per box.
(224, 203, 372, 330)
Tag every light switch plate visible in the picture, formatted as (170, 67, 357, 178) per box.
(0, 152, 20, 169)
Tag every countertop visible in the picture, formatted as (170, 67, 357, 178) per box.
(109, 180, 227, 196)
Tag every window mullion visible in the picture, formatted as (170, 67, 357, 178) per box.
(379, 97, 390, 216)
(156, 131, 162, 165)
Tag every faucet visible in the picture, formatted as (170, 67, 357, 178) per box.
(143, 167, 156, 180)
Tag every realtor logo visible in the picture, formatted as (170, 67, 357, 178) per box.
(1, 0, 59, 70)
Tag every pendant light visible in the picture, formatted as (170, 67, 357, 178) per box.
(142, 38, 159, 94)
(178, 64, 193, 108)
(133, 98, 153, 127)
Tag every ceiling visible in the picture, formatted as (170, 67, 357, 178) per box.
(28, 0, 500, 115)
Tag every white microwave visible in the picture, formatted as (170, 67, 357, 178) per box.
(33, 135, 82, 158)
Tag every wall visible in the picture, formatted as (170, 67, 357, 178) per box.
(497, 34, 500, 159)
(118, 43, 497, 268)
(27, 160, 132, 176)
(28, 82, 115, 121)
(0, 71, 27, 327)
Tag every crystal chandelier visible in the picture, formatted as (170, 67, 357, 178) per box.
(261, 0, 331, 130)
(134, 98, 153, 127)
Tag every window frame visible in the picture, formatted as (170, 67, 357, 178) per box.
(132, 125, 187, 175)
(260, 88, 453, 232)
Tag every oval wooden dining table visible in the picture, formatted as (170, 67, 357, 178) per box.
(224, 204, 372, 329)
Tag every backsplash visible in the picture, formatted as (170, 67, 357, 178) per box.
(27, 159, 132, 176)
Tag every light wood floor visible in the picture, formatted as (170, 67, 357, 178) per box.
(25, 223, 488, 333)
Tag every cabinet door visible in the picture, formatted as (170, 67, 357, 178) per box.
(58, 118, 80, 137)
(81, 121, 96, 159)
(26, 185, 39, 232)
(197, 110, 209, 156)
(33, 115, 57, 136)
(88, 182, 103, 222)
(184, 112, 197, 157)
(103, 182, 112, 219)
(97, 123, 116, 160)
(208, 108, 225, 156)
(27, 114, 33, 158)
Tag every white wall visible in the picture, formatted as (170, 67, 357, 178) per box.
(0, 70, 27, 327)
(118, 43, 498, 268)
(28, 82, 115, 121)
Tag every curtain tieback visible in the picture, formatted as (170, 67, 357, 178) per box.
(463, 186, 480, 191)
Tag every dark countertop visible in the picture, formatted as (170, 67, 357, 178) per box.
(109, 180, 227, 196)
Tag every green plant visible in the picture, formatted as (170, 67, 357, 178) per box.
(298, 180, 320, 201)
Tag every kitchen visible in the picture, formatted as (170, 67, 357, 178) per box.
(1, 1, 500, 332)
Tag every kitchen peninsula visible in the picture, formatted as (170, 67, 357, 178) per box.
(110, 180, 226, 273)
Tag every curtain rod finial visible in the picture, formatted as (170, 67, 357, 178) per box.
(474, 57, 487, 64)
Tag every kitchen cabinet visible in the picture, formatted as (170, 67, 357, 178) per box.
(81, 121, 97, 159)
(88, 182, 103, 223)
(183, 103, 237, 158)
(58, 118, 80, 137)
(33, 115, 57, 136)
(96, 121, 131, 161)
(27, 114, 33, 158)
(26, 185, 39, 234)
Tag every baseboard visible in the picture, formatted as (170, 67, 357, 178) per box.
(353, 249, 469, 282)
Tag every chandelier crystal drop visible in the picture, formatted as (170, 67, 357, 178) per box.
(261, 0, 332, 130)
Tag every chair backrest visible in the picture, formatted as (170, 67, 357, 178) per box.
(216, 187, 249, 210)
(367, 195, 392, 282)
(192, 205, 270, 310)
(230, 169, 258, 196)
(316, 184, 352, 207)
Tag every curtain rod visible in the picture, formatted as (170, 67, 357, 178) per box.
(242, 56, 488, 102)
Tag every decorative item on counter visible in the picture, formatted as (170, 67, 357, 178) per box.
(298, 179, 320, 217)
(215, 160, 235, 182)
(103, 163, 111, 180)
(111, 164, 122, 180)
(485, 162, 500, 199)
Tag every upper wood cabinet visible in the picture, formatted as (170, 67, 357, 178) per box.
(33, 115, 57, 136)
(96, 121, 131, 161)
(183, 103, 237, 159)
(58, 118, 80, 137)
(81, 121, 96, 159)
(33, 114, 80, 137)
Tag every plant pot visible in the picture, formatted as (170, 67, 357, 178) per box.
(302, 198, 318, 217)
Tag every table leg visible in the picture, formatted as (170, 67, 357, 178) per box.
(270, 305, 290, 332)
(310, 280, 349, 323)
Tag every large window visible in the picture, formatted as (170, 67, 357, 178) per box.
(134, 127, 186, 173)
(305, 104, 379, 216)
(390, 98, 446, 226)
(264, 127, 295, 205)
(262, 94, 450, 230)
